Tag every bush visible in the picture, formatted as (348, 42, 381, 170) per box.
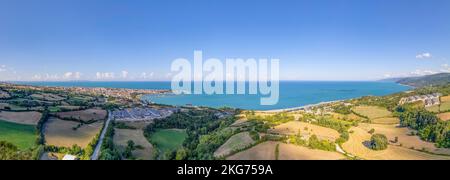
(369, 134, 388, 151)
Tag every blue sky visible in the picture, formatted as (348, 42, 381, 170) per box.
(0, 0, 449, 81)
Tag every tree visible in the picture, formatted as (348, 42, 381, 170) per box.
(175, 148, 187, 160)
(369, 134, 388, 151)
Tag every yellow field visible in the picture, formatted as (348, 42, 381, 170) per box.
(56, 108, 107, 122)
(371, 117, 400, 125)
(437, 112, 450, 121)
(440, 102, 450, 112)
(44, 118, 103, 148)
(227, 141, 345, 160)
(113, 128, 154, 160)
(214, 132, 255, 158)
(0, 111, 42, 125)
(343, 126, 450, 160)
(352, 106, 392, 119)
(271, 121, 340, 141)
(441, 95, 450, 102)
(331, 113, 365, 121)
(426, 105, 440, 113)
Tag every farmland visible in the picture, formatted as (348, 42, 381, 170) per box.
(113, 128, 154, 160)
(55, 108, 107, 122)
(0, 120, 36, 150)
(149, 129, 187, 156)
(342, 126, 450, 160)
(352, 105, 393, 119)
(30, 93, 65, 101)
(271, 121, 340, 141)
(370, 117, 400, 125)
(214, 132, 255, 158)
(227, 141, 345, 160)
(44, 118, 103, 148)
(437, 112, 450, 121)
(0, 111, 42, 125)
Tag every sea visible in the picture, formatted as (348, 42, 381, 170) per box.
(14, 81, 410, 111)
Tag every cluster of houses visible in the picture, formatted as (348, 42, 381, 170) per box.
(112, 107, 179, 122)
(399, 93, 442, 107)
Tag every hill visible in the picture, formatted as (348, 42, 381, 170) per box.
(382, 73, 450, 87)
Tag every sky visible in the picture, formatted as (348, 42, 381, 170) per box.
(0, 0, 449, 81)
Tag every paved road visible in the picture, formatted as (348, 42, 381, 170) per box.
(91, 111, 112, 160)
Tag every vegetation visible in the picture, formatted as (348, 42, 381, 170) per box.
(0, 120, 36, 150)
(369, 134, 388, 151)
(99, 121, 122, 160)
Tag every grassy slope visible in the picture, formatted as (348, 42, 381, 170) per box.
(151, 129, 187, 153)
(0, 120, 36, 150)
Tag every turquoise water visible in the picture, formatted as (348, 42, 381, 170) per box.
(16, 81, 410, 110)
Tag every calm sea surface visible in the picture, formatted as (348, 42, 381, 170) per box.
(15, 81, 410, 110)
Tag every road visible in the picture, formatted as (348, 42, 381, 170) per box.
(91, 111, 112, 160)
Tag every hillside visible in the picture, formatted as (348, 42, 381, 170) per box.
(391, 73, 450, 87)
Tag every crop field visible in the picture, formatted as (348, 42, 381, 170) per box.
(331, 113, 365, 121)
(441, 95, 450, 103)
(271, 121, 340, 141)
(437, 112, 450, 121)
(370, 117, 400, 125)
(0, 120, 36, 150)
(150, 129, 187, 154)
(0, 111, 42, 125)
(114, 129, 154, 160)
(352, 106, 393, 119)
(342, 126, 450, 160)
(56, 108, 107, 122)
(30, 93, 65, 101)
(44, 118, 103, 148)
(214, 132, 255, 158)
(426, 105, 441, 113)
(227, 141, 345, 160)
(440, 102, 450, 112)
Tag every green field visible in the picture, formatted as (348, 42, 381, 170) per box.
(150, 129, 187, 154)
(0, 120, 36, 150)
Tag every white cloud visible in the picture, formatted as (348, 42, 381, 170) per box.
(140, 72, 154, 79)
(416, 52, 432, 59)
(121, 70, 129, 78)
(63, 72, 82, 79)
(410, 69, 438, 76)
(0, 65, 7, 72)
(440, 64, 450, 73)
(96, 72, 115, 79)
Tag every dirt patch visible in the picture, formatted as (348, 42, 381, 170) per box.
(343, 126, 450, 160)
(271, 121, 340, 141)
(214, 132, 255, 158)
(114, 128, 154, 160)
(56, 108, 107, 122)
(437, 112, 450, 121)
(0, 111, 42, 125)
(44, 118, 103, 148)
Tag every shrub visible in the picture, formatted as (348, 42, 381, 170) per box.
(369, 134, 388, 151)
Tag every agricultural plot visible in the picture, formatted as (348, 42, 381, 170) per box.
(214, 132, 255, 158)
(44, 118, 103, 148)
(370, 117, 400, 125)
(0, 120, 36, 150)
(352, 106, 392, 119)
(0, 111, 42, 125)
(227, 141, 344, 160)
(437, 112, 450, 121)
(440, 102, 450, 112)
(271, 121, 340, 141)
(426, 105, 440, 113)
(30, 93, 65, 101)
(441, 95, 450, 103)
(150, 129, 187, 155)
(342, 126, 450, 160)
(113, 129, 154, 160)
(331, 113, 365, 122)
(56, 108, 107, 122)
